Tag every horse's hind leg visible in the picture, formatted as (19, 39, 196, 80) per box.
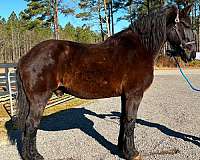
(118, 91, 143, 160)
(22, 93, 50, 160)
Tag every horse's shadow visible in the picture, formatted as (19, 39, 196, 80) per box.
(5, 107, 200, 159)
(136, 119, 200, 147)
(5, 107, 123, 158)
(40, 108, 122, 156)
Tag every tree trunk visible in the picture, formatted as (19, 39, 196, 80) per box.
(98, 0, 104, 41)
(111, 0, 114, 35)
(11, 23, 15, 62)
(198, 17, 200, 52)
(108, 2, 111, 35)
(52, 0, 59, 40)
(194, 2, 198, 52)
(104, 0, 111, 37)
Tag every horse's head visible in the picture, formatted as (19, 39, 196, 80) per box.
(166, 5, 196, 63)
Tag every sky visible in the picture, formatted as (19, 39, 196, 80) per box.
(0, 0, 27, 18)
(0, 0, 128, 33)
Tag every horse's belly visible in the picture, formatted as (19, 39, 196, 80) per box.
(63, 72, 122, 99)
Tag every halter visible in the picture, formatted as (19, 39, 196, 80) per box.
(172, 10, 200, 92)
(173, 10, 196, 48)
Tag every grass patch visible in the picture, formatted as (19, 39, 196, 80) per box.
(0, 105, 10, 118)
(44, 98, 92, 116)
(0, 119, 9, 144)
(0, 121, 7, 132)
(188, 60, 200, 68)
(0, 105, 10, 144)
(156, 55, 200, 68)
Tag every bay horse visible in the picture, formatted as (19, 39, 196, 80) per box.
(16, 5, 196, 160)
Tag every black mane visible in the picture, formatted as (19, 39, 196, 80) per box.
(131, 7, 168, 54)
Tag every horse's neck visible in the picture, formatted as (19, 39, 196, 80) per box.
(149, 26, 166, 59)
(133, 12, 167, 59)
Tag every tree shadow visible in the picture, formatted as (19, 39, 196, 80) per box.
(5, 107, 123, 158)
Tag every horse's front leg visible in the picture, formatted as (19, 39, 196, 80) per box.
(118, 91, 143, 160)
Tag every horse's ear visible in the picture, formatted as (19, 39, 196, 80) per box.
(180, 4, 193, 17)
(165, 5, 178, 25)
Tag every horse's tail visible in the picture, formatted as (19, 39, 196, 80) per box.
(16, 67, 30, 130)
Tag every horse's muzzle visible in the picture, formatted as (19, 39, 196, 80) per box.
(189, 51, 196, 61)
(194, 52, 200, 60)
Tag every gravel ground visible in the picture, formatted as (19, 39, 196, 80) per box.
(0, 69, 200, 160)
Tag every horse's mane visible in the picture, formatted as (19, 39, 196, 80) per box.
(103, 6, 174, 55)
(131, 7, 168, 53)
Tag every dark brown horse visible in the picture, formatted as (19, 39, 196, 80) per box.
(16, 5, 196, 160)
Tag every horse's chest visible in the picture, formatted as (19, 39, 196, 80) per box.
(142, 72, 154, 90)
(125, 70, 154, 92)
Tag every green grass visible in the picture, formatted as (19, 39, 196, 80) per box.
(0, 119, 9, 144)
(188, 60, 200, 67)
(44, 98, 92, 116)
(0, 105, 10, 118)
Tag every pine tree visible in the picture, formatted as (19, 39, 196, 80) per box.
(0, 17, 5, 49)
(77, 0, 116, 40)
(21, 0, 75, 39)
(60, 22, 76, 40)
(20, 0, 53, 29)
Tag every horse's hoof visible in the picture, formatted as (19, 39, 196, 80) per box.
(22, 152, 44, 160)
(124, 151, 142, 160)
(132, 154, 143, 160)
(34, 153, 44, 160)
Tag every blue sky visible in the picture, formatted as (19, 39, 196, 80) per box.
(0, 0, 128, 33)
(0, 0, 27, 18)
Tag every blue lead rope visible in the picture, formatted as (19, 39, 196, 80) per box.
(173, 56, 200, 92)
